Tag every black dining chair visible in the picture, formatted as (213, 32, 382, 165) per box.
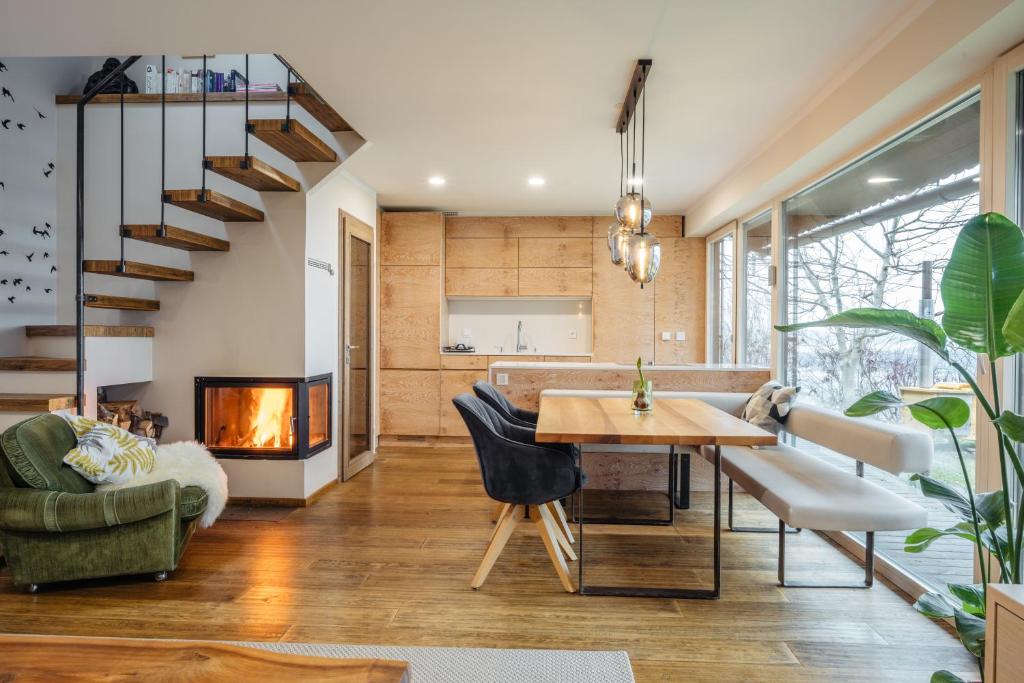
(453, 393, 580, 593)
(472, 381, 539, 427)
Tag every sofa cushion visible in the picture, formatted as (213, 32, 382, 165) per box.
(62, 421, 157, 485)
(703, 443, 927, 532)
(741, 381, 799, 434)
(1, 415, 93, 493)
(179, 485, 209, 522)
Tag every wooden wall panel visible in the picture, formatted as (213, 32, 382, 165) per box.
(440, 354, 488, 370)
(444, 238, 518, 268)
(379, 369, 440, 436)
(591, 238, 654, 363)
(445, 268, 518, 296)
(518, 268, 592, 296)
(440, 369, 488, 436)
(518, 238, 592, 268)
(380, 266, 440, 369)
(446, 216, 593, 239)
(654, 237, 707, 364)
(381, 212, 443, 265)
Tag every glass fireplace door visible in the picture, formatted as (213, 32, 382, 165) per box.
(341, 213, 375, 480)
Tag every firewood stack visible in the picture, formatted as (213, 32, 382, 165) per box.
(97, 400, 169, 441)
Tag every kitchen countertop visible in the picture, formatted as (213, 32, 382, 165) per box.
(488, 361, 768, 370)
(440, 351, 594, 356)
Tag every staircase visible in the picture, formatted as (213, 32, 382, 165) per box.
(0, 54, 353, 424)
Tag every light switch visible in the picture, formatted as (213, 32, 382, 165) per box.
(462, 328, 473, 339)
(496, 373, 509, 386)
(661, 331, 671, 341)
(675, 331, 686, 341)
(568, 329, 578, 339)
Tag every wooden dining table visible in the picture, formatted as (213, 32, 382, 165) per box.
(535, 395, 776, 599)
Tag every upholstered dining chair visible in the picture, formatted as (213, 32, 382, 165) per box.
(453, 393, 581, 593)
(472, 381, 538, 427)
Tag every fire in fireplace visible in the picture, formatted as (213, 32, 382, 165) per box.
(195, 375, 331, 459)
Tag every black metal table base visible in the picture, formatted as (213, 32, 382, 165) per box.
(578, 444, 721, 599)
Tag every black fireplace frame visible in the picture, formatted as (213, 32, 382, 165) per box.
(194, 373, 332, 460)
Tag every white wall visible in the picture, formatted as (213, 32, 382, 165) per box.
(0, 57, 92, 354)
(303, 168, 377, 497)
(446, 298, 592, 355)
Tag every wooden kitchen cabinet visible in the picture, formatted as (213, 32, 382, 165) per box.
(440, 369, 488, 436)
(380, 265, 440, 369)
(445, 238, 518, 268)
(654, 237, 706, 364)
(380, 369, 440, 436)
(446, 216, 593, 239)
(381, 212, 443, 265)
(591, 237, 654, 362)
(445, 268, 518, 296)
(518, 237, 592, 268)
(987, 584, 1024, 681)
(440, 354, 489, 370)
(488, 355, 544, 364)
(518, 267, 592, 296)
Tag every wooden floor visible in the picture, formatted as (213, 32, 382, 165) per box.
(0, 447, 977, 681)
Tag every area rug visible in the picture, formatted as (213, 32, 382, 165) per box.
(236, 641, 635, 683)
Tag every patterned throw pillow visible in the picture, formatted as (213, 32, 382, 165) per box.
(741, 381, 800, 435)
(61, 419, 157, 485)
(56, 410, 101, 438)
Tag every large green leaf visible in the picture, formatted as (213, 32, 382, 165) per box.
(931, 671, 968, 683)
(776, 308, 948, 361)
(905, 523, 977, 553)
(948, 583, 986, 617)
(845, 391, 903, 417)
(913, 474, 973, 520)
(1005, 289, 1024, 351)
(845, 392, 970, 430)
(915, 591, 955, 618)
(940, 212, 1024, 359)
(975, 490, 1006, 528)
(994, 410, 1024, 443)
(953, 608, 986, 658)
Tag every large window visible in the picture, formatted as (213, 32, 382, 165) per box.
(781, 95, 981, 590)
(709, 233, 734, 363)
(740, 211, 772, 367)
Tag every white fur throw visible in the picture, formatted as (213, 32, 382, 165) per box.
(97, 441, 228, 528)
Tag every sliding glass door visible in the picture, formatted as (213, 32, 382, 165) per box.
(739, 212, 772, 367)
(708, 233, 735, 364)
(781, 94, 982, 591)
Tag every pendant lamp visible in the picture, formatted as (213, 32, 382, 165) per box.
(622, 62, 659, 286)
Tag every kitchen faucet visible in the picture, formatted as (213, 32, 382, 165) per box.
(516, 320, 528, 352)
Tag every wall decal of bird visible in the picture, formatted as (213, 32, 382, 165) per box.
(0, 181, 5, 189)
(44, 288, 52, 294)
(26, 252, 34, 262)
(1, 87, 13, 102)
(0, 61, 7, 72)
(43, 251, 49, 258)
(15, 122, 26, 131)
(0, 250, 9, 256)
(47, 163, 54, 170)
(50, 266, 57, 274)
(0, 228, 5, 237)
(12, 278, 22, 286)
(43, 168, 51, 177)
(0, 279, 7, 285)
(1, 119, 10, 129)
(24, 285, 30, 292)
(7, 297, 14, 304)
(34, 107, 46, 119)
(32, 226, 50, 238)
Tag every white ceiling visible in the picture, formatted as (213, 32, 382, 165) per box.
(0, 0, 921, 225)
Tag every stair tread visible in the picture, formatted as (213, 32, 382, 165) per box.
(248, 118, 337, 162)
(26, 325, 154, 338)
(0, 393, 76, 413)
(122, 224, 230, 252)
(164, 189, 265, 222)
(84, 260, 195, 282)
(205, 156, 301, 192)
(85, 294, 160, 312)
(0, 356, 77, 372)
(288, 83, 353, 132)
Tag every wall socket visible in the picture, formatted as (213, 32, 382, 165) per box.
(661, 331, 671, 341)
(568, 329, 578, 339)
(675, 331, 686, 341)
(496, 373, 509, 386)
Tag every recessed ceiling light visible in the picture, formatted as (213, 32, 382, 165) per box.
(527, 176, 546, 187)
(867, 176, 899, 184)
(428, 176, 446, 186)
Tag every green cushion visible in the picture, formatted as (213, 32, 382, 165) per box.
(180, 485, 208, 522)
(1, 415, 93, 494)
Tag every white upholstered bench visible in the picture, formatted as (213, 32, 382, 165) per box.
(539, 388, 932, 588)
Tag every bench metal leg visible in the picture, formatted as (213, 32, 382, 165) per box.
(727, 479, 801, 534)
(778, 520, 874, 588)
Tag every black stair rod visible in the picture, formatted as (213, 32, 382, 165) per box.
(285, 62, 292, 128)
(201, 54, 207, 199)
(75, 55, 140, 416)
(243, 53, 250, 164)
(118, 71, 126, 270)
(159, 55, 166, 235)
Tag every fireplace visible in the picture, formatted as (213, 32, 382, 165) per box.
(195, 374, 331, 459)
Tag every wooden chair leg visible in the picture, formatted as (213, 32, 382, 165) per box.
(535, 504, 576, 593)
(544, 503, 577, 561)
(488, 503, 513, 543)
(550, 500, 575, 544)
(491, 501, 505, 523)
(472, 505, 520, 590)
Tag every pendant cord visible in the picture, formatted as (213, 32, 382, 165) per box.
(619, 130, 624, 198)
(640, 71, 646, 234)
(630, 88, 637, 191)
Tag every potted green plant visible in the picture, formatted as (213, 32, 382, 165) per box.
(632, 356, 652, 412)
(776, 212, 1024, 683)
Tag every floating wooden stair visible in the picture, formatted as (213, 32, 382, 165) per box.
(163, 189, 265, 222)
(0, 357, 77, 372)
(85, 294, 160, 312)
(247, 119, 337, 162)
(121, 224, 230, 252)
(26, 325, 154, 338)
(0, 393, 76, 413)
(288, 83, 353, 132)
(204, 156, 301, 192)
(84, 260, 194, 282)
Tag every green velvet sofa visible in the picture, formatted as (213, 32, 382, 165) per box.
(0, 414, 207, 592)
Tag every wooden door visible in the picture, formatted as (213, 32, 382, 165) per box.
(341, 213, 375, 480)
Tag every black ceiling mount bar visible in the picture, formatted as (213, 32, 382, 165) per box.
(76, 55, 140, 415)
(615, 58, 652, 134)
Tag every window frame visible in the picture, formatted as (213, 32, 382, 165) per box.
(706, 222, 738, 364)
(737, 208, 773, 368)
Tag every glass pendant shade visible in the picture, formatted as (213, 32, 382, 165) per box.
(607, 224, 633, 266)
(615, 192, 652, 230)
(625, 232, 661, 284)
